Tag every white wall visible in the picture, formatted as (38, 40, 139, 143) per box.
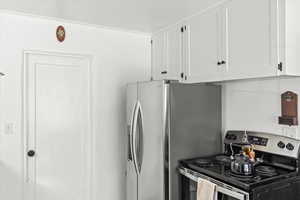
(0, 12, 151, 200)
(223, 77, 300, 139)
(0, 0, 225, 32)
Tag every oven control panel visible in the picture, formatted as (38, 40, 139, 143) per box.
(224, 130, 300, 158)
(248, 136, 268, 146)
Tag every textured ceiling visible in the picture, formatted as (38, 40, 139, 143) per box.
(0, 0, 221, 33)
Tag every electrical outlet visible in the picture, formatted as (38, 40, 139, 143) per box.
(283, 126, 298, 139)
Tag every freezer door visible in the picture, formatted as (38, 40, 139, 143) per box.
(138, 81, 165, 200)
(126, 83, 138, 200)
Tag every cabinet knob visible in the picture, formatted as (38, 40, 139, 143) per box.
(27, 150, 35, 157)
(217, 61, 222, 65)
(161, 71, 167, 74)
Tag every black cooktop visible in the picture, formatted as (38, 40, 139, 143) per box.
(180, 154, 298, 191)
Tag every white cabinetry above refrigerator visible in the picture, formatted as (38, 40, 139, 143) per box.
(151, 0, 300, 83)
(151, 23, 184, 81)
(185, 6, 224, 82)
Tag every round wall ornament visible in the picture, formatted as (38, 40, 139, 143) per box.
(56, 25, 66, 42)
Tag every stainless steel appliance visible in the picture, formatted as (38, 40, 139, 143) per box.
(126, 80, 222, 200)
(179, 130, 300, 200)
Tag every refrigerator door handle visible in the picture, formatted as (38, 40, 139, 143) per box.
(136, 103, 144, 173)
(128, 102, 137, 162)
(132, 101, 140, 174)
(132, 101, 144, 174)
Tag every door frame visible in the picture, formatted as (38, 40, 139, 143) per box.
(21, 50, 94, 200)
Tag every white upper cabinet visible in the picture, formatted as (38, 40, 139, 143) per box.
(223, 0, 279, 80)
(184, 7, 224, 83)
(280, 0, 300, 76)
(151, 23, 183, 81)
(151, 0, 300, 83)
(151, 31, 167, 80)
(166, 24, 184, 80)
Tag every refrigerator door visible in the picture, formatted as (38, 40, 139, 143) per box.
(126, 83, 138, 200)
(138, 81, 165, 200)
(169, 83, 222, 200)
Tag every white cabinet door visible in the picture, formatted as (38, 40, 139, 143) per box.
(165, 24, 184, 80)
(151, 31, 167, 80)
(224, 0, 279, 80)
(184, 7, 224, 83)
(152, 24, 183, 81)
(24, 52, 92, 200)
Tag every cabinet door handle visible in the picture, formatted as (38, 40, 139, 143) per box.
(161, 71, 167, 74)
(217, 61, 226, 65)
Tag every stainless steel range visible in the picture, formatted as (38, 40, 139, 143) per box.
(179, 130, 300, 200)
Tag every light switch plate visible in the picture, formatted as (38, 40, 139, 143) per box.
(4, 123, 14, 135)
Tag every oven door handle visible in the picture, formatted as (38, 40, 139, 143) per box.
(178, 168, 248, 200)
(216, 186, 245, 200)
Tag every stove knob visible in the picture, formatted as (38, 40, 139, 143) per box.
(286, 143, 295, 151)
(231, 135, 237, 140)
(226, 134, 237, 140)
(277, 141, 285, 149)
(225, 134, 232, 140)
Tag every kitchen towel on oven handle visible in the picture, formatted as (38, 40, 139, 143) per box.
(197, 177, 216, 200)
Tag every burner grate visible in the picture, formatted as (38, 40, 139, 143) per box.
(228, 171, 261, 182)
(194, 159, 215, 167)
(255, 165, 278, 177)
(215, 155, 231, 163)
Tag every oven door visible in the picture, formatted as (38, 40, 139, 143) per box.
(179, 168, 250, 200)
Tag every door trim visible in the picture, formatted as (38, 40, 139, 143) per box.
(21, 50, 94, 200)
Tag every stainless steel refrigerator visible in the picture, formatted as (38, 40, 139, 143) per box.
(126, 80, 222, 200)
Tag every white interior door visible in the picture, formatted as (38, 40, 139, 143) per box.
(24, 52, 92, 200)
